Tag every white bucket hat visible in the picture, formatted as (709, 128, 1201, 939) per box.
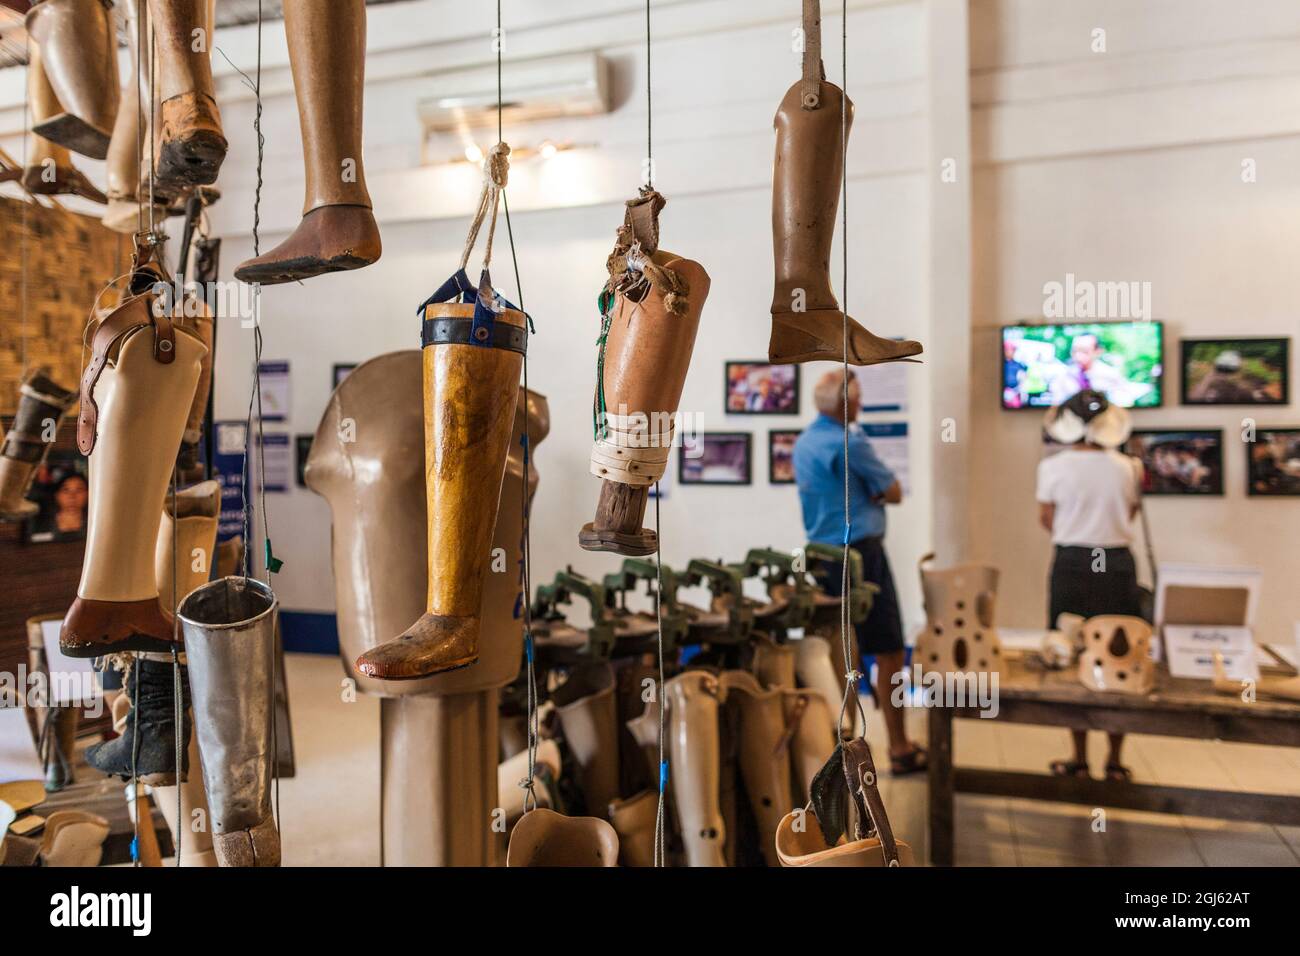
(1043, 389, 1132, 449)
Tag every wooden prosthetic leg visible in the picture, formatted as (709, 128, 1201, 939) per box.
(149, 0, 226, 187)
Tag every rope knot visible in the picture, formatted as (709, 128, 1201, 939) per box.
(485, 142, 511, 189)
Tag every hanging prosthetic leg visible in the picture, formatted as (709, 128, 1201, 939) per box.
(0, 371, 76, 521)
(356, 144, 524, 680)
(149, 0, 226, 187)
(666, 670, 726, 867)
(580, 189, 709, 555)
(179, 577, 281, 867)
(24, 0, 119, 159)
(768, 0, 921, 367)
(22, 45, 107, 202)
(61, 242, 208, 658)
(234, 0, 380, 283)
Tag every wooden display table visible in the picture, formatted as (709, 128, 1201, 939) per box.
(926, 652, 1300, 866)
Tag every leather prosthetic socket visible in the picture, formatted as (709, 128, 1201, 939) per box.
(666, 670, 726, 867)
(148, 0, 226, 187)
(234, 0, 380, 283)
(552, 663, 620, 819)
(721, 670, 793, 867)
(179, 577, 281, 867)
(580, 189, 710, 556)
(505, 808, 619, 867)
(356, 148, 524, 680)
(21, 44, 106, 202)
(61, 248, 207, 658)
(24, 0, 119, 159)
(0, 371, 76, 521)
(768, 0, 922, 367)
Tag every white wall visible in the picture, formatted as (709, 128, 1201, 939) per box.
(968, 0, 1300, 642)
(170, 0, 935, 629)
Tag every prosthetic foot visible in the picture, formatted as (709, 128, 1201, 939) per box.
(179, 577, 281, 867)
(0, 371, 76, 521)
(25, 0, 119, 158)
(60, 246, 208, 658)
(768, 0, 921, 367)
(552, 663, 620, 819)
(149, 0, 226, 187)
(234, 0, 380, 283)
(84, 658, 192, 785)
(721, 670, 793, 866)
(506, 808, 619, 867)
(580, 190, 709, 555)
(355, 266, 525, 680)
(666, 670, 726, 866)
(22, 45, 106, 202)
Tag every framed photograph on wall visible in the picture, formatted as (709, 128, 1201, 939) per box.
(1247, 428, 1300, 497)
(1181, 337, 1289, 406)
(22, 447, 90, 544)
(680, 432, 752, 485)
(725, 361, 799, 415)
(1126, 430, 1224, 496)
(769, 430, 800, 484)
(333, 363, 358, 390)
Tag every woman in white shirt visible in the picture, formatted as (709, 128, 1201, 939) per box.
(1037, 390, 1144, 782)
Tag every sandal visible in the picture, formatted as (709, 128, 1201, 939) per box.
(1104, 763, 1132, 783)
(1049, 759, 1090, 778)
(890, 746, 928, 776)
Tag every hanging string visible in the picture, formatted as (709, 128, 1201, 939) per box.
(835, 0, 867, 741)
(645, 0, 652, 186)
(19, 35, 28, 380)
(651, 485, 668, 866)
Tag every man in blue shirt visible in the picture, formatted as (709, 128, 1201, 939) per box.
(792, 370, 926, 775)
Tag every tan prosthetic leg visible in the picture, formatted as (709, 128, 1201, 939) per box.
(666, 670, 726, 867)
(25, 0, 119, 159)
(796, 635, 859, 738)
(768, 0, 922, 367)
(0, 371, 76, 521)
(234, 0, 380, 283)
(609, 790, 658, 867)
(148, 0, 226, 187)
(552, 663, 620, 820)
(22, 45, 107, 202)
(61, 248, 207, 658)
(784, 689, 836, 804)
(753, 634, 796, 690)
(154, 479, 220, 609)
(153, 728, 215, 865)
(721, 670, 793, 867)
(581, 191, 709, 555)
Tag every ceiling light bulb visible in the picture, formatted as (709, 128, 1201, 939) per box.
(464, 143, 483, 164)
(540, 140, 558, 159)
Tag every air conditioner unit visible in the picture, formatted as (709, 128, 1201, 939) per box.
(417, 52, 611, 134)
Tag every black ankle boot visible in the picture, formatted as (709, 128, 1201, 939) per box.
(86, 658, 192, 786)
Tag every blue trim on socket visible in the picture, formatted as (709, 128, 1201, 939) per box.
(279, 610, 340, 655)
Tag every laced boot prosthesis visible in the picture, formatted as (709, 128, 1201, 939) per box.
(21, 45, 107, 202)
(24, 0, 119, 159)
(722, 670, 794, 867)
(666, 670, 726, 867)
(580, 190, 710, 555)
(551, 663, 620, 819)
(0, 371, 76, 521)
(179, 577, 282, 867)
(84, 657, 192, 785)
(768, 0, 922, 367)
(234, 0, 380, 283)
(60, 253, 208, 658)
(149, 0, 226, 186)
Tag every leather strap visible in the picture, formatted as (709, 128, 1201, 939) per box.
(416, 267, 529, 352)
(421, 315, 527, 354)
(624, 189, 664, 254)
(77, 294, 174, 456)
(801, 0, 824, 110)
(842, 738, 901, 866)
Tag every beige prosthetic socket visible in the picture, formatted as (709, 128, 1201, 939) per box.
(25, 0, 120, 159)
(1078, 615, 1154, 694)
(721, 670, 793, 867)
(784, 690, 836, 804)
(795, 635, 859, 738)
(753, 635, 796, 690)
(506, 808, 619, 867)
(552, 663, 620, 819)
(152, 727, 216, 866)
(155, 479, 220, 613)
(609, 790, 658, 867)
(917, 556, 1005, 678)
(666, 670, 725, 867)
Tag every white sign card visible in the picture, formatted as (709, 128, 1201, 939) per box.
(257, 360, 291, 422)
(860, 422, 910, 495)
(1163, 625, 1259, 682)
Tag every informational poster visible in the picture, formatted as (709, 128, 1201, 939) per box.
(1163, 625, 1259, 681)
(861, 421, 910, 495)
(258, 360, 291, 422)
(258, 433, 293, 493)
(855, 361, 908, 414)
(212, 421, 248, 544)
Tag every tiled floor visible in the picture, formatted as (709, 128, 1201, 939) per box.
(272, 653, 1300, 867)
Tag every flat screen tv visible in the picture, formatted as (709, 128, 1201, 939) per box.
(1001, 321, 1163, 409)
